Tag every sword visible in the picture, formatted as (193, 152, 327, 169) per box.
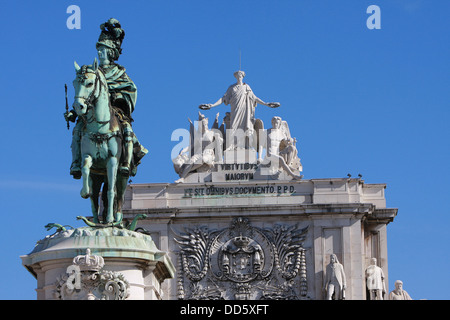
(65, 84, 69, 130)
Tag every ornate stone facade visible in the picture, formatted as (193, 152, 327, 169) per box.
(174, 217, 308, 300)
(123, 177, 397, 300)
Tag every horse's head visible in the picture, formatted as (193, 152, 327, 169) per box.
(72, 58, 102, 116)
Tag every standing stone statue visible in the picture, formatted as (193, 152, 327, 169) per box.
(65, 18, 147, 178)
(388, 280, 412, 300)
(323, 254, 347, 300)
(365, 257, 386, 300)
(199, 70, 280, 150)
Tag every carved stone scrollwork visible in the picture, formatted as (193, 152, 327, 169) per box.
(266, 224, 308, 280)
(174, 217, 309, 300)
(54, 248, 130, 300)
(176, 226, 213, 282)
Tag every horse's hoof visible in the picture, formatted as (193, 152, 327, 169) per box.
(71, 172, 81, 180)
(80, 190, 91, 199)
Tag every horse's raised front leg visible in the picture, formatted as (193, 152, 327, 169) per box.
(80, 155, 93, 199)
(105, 156, 118, 223)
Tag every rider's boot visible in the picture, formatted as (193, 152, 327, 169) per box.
(120, 140, 133, 175)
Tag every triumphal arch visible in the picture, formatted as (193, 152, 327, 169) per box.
(122, 68, 397, 300)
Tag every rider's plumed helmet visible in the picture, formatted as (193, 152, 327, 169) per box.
(96, 18, 125, 61)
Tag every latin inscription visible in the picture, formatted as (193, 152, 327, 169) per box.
(183, 185, 295, 197)
(220, 163, 258, 181)
(220, 163, 258, 171)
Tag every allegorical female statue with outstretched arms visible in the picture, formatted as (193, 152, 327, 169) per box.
(199, 70, 280, 150)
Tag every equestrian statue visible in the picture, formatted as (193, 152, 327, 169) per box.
(64, 18, 147, 226)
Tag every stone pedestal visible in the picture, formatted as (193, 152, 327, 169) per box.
(21, 227, 175, 300)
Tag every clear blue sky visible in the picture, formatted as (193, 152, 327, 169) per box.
(0, 0, 448, 300)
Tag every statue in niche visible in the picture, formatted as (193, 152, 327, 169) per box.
(323, 254, 347, 300)
(262, 116, 302, 179)
(199, 70, 279, 151)
(388, 280, 412, 300)
(365, 257, 386, 300)
(174, 112, 223, 183)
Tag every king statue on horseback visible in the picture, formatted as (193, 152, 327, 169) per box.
(64, 18, 148, 226)
(65, 18, 147, 179)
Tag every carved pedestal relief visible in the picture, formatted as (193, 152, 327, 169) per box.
(54, 248, 130, 300)
(175, 217, 309, 300)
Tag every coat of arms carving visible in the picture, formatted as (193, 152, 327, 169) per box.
(174, 217, 309, 300)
